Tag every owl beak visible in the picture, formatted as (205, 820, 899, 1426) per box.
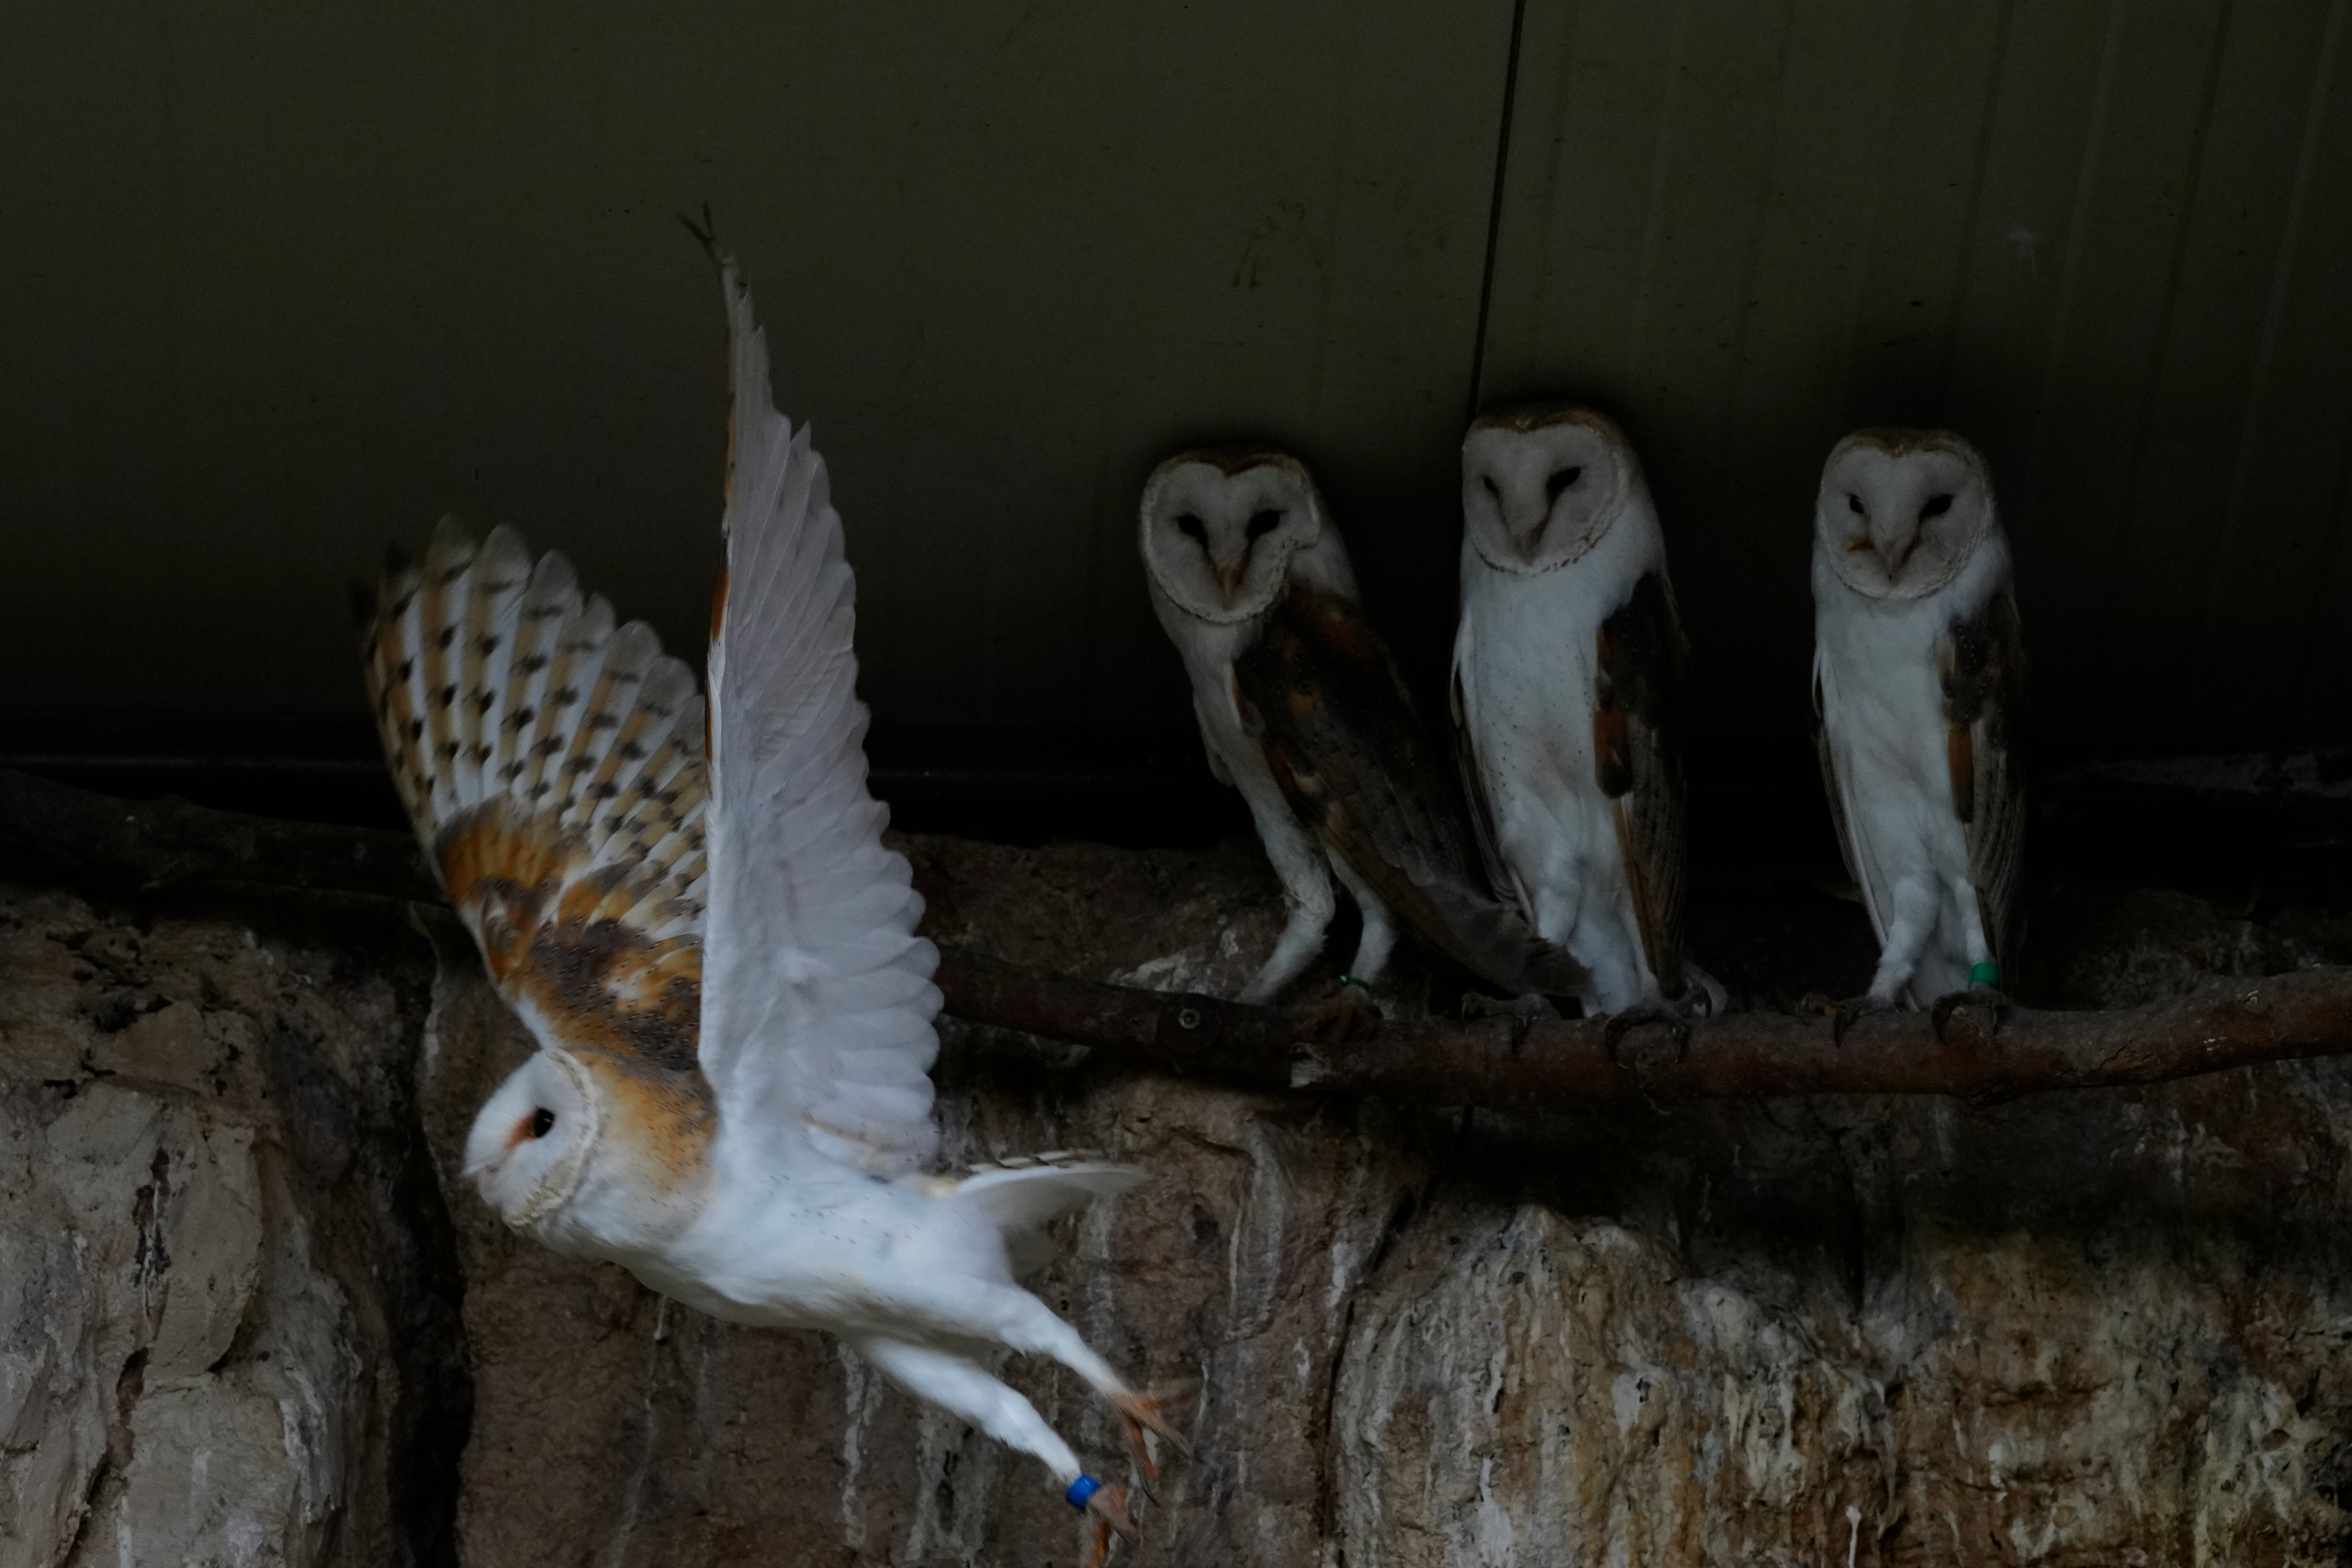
(1212, 555, 1248, 597)
(1872, 526, 1920, 576)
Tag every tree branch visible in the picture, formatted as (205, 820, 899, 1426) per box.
(5, 765, 2347, 1103)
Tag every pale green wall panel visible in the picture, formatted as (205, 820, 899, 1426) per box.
(0, 0, 1515, 727)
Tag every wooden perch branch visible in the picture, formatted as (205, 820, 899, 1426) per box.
(5, 765, 2349, 1104)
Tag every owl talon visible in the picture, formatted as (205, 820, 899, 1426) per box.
(1929, 986, 2013, 1042)
(1601, 1003, 1692, 1067)
(1297, 983, 1382, 1045)
(1461, 991, 1560, 1046)
(1799, 991, 1893, 1046)
(1078, 1481, 1138, 1567)
(1110, 1382, 1196, 1488)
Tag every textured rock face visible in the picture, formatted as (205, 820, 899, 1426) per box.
(8, 836, 2352, 1566)
(0, 884, 467, 1568)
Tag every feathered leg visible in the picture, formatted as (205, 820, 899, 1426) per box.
(854, 1337, 1138, 1566)
(1236, 792, 1336, 1005)
(917, 1284, 1193, 1480)
(854, 1336, 1082, 1480)
(1803, 876, 1939, 1042)
(1295, 856, 1391, 1043)
(1865, 875, 1939, 1005)
(1927, 874, 2012, 1040)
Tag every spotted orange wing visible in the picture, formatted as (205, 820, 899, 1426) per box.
(360, 520, 715, 1189)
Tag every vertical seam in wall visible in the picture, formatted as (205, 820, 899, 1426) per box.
(1715, 0, 1804, 471)
(2191, 0, 2350, 711)
(1625, 3, 1696, 389)
(1831, 0, 1920, 427)
(1936, 0, 2023, 415)
(2086, 0, 2239, 650)
(1467, 0, 1533, 422)
(2023, 0, 2131, 505)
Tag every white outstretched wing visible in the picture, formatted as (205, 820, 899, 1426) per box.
(698, 240, 944, 1179)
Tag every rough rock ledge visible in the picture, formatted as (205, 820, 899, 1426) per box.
(5, 830, 2352, 1567)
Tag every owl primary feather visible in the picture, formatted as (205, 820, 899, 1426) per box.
(1451, 405, 1718, 1025)
(1138, 446, 1581, 1028)
(360, 237, 1176, 1565)
(1809, 428, 2026, 1016)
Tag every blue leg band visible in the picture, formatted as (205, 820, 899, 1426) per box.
(1067, 1474, 1103, 1511)
(1969, 962, 2001, 988)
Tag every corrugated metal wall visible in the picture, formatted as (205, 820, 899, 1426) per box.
(3, 0, 2347, 750)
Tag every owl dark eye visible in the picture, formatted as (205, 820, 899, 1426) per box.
(1175, 513, 1206, 542)
(1847, 494, 1865, 515)
(1920, 493, 1953, 520)
(1246, 509, 1282, 540)
(1546, 466, 1582, 501)
(1482, 475, 1501, 498)
(529, 1107, 555, 1138)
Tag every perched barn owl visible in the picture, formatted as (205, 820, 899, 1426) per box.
(360, 238, 1176, 1565)
(1809, 428, 2024, 1030)
(1140, 446, 1582, 1033)
(1452, 405, 1719, 1038)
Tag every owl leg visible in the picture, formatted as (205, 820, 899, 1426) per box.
(1927, 877, 2012, 1041)
(853, 1335, 1083, 1481)
(1864, 875, 1939, 1006)
(1287, 858, 1390, 1044)
(1800, 877, 1940, 1041)
(1329, 858, 1398, 985)
(934, 1284, 1192, 1480)
(856, 1336, 1140, 1567)
(1237, 795, 1336, 1004)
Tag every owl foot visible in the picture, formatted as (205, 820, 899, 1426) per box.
(1798, 992, 1896, 1046)
(1602, 1002, 1693, 1068)
(1110, 1381, 1196, 1490)
(1297, 981, 1382, 1045)
(1929, 986, 2013, 1043)
(1460, 990, 1561, 1045)
(1076, 1480, 1138, 1568)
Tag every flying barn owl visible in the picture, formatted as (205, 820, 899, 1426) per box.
(360, 236, 1177, 1566)
(1140, 446, 1583, 1034)
(1808, 428, 2025, 1032)
(1451, 405, 1720, 1040)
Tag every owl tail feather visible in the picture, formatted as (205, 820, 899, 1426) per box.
(948, 1158, 1145, 1276)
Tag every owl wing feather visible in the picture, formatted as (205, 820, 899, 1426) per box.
(1448, 611, 1531, 923)
(1593, 572, 1690, 995)
(1234, 584, 1584, 996)
(698, 239, 943, 1180)
(1812, 650, 1890, 947)
(1939, 577, 2027, 970)
(361, 520, 716, 1176)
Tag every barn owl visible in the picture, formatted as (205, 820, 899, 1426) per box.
(1808, 428, 2024, 1033)
(1140, 446, 1583, 1034)
(359, 236, 1176, 1566)
(1451, 405, 1720, 1042)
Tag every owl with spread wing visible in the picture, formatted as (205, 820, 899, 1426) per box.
(359, 236, 1177, 1565)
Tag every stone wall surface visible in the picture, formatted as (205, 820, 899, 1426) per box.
(0, 883, 466, 1568)
(6, 833, 2352, 1566)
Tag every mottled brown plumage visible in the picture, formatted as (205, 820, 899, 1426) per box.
(1938, 583, 2027, 971)
(1593, 571, 1691, 995)
(1233, 583, 1580, 997)
(360, 518, 717, 1189)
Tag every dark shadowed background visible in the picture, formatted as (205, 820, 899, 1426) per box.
(4, 0, 2348, 866)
